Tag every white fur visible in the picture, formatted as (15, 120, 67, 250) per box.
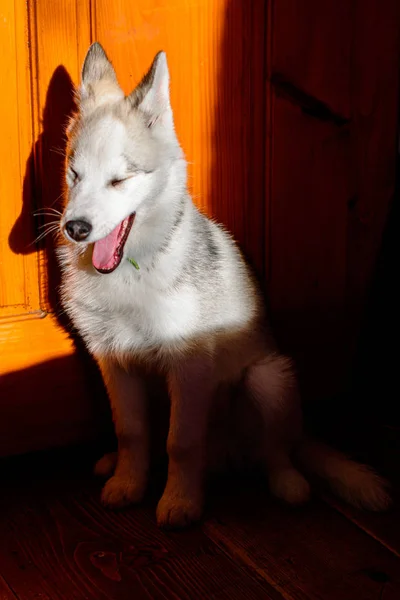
(59, 221, 254, 359)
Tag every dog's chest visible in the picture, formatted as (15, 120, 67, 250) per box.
(67, 268, 200, 355)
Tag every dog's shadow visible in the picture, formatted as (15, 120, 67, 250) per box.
(7, 65, 114, 439)
(9, 65, 76, 312)
(8, 64, 98, 355)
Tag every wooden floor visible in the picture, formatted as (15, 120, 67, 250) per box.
(0, 440, 400, 600)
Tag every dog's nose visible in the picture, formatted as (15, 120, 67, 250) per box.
(65, 219, 92, 241)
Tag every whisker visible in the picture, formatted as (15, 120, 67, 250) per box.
(32, 224, 60, 245)
(50, 190, 66, 207)
(33, 207, 63, 216)
(50, 147, 66, 158)
(38, 220, 60, 229)
(35, 231, 59, 245)
(52, 229, 63, 240)
(34, 213, 61, 220)
(37, 224, 60, 237)
(33, 191, 67, 216)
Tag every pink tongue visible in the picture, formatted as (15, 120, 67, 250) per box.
(92, 221, 123, 271)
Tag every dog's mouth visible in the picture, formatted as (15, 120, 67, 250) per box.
(92, 213, 135, 274)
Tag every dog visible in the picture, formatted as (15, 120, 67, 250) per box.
(57, 42, 390, 528)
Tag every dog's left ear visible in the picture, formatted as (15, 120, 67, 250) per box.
(79, 42, 123, 111)
(128, 52, 173, 129)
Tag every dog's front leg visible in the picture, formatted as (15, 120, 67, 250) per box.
(157, 355, 215, 528)
(97, 356, 149, 508)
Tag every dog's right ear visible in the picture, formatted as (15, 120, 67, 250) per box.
(79, 42, 123, 111)
(128, 52, 173, 130)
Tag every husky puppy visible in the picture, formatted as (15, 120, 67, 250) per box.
(58, 43, 390, 528)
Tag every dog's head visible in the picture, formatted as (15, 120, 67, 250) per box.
(61, 43, 183, 273)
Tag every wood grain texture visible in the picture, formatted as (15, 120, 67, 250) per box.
(266, 0, 400, 399)
(326, 495, 400, 561)
(0, 2, 100, 458)
(268, 96, 350, 397)
(266, 1, 353, 398)
(0, 315, 71, 376)
(0, 316, 108, 458)
(27, 0, 91, 312)
(0, 575, 18, 600)
(1, 449, 400, 600)
(345, 0, 400, 353)
(322, 425, 400, 560)
(272, 0, 352, 119)
(206, 486, 400, 600)
(0, 0, 40, 317)
(0, 469, 276, 599)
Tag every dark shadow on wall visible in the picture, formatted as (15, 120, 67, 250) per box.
(0, 353, 169, 468)
(305, 153, 400, 451)
(350, 154, 400, 427)
(0, 354, 110, 457)
(207, 0, 267, 282)
(9, 65, 76, 312)
(6, 66, 110, 448)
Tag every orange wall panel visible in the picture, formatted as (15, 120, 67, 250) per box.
(28, 0, 91, 310)
(0, 0, 40, 317)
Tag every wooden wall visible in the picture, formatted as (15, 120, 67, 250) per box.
(0, 0, 399, 455)
(266, 0, 400, 397)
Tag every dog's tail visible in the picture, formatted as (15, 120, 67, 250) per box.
(294, 438, 391, 511)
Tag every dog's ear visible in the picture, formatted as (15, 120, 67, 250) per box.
(79, 42, 123, 110)
(128, 52, 173, 129)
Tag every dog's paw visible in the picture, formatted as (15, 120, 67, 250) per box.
(94, 452, 118, 478)
(269, 468, 310, 505)
(156, 488, 203, 529)
(101, 475, 145, 509)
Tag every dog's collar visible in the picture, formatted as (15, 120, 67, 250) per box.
(127, 257, 140, 270)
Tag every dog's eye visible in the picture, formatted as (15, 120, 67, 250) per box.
(68, 167, 79, 185)
(110, 178, 127, 188)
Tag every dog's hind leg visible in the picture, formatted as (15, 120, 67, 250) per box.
(245, 354, 310, 505)
(94, 452, 118, 478)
